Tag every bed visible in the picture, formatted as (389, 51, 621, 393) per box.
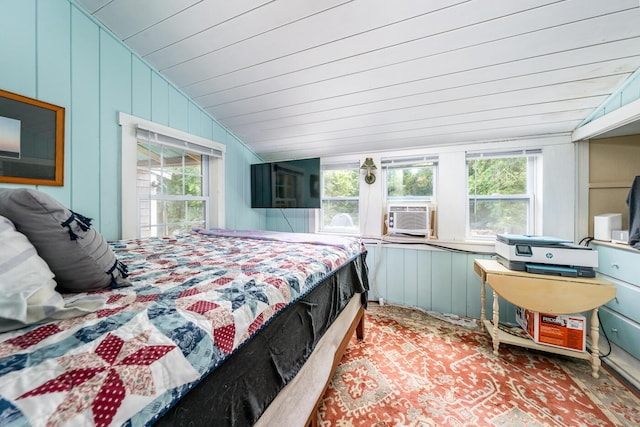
(0, 188, 368, 426)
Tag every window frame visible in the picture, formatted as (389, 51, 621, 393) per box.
(119, 113, 226, 239)
(466, 150, 541, 240)
(319, 161, 361, 234)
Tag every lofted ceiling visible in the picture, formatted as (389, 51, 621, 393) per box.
(76, 0, 640, 161)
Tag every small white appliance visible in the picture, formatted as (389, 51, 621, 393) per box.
(594, 213, 622, 241)
(611, 229, 629, 244)
(387, 204, 430, 236)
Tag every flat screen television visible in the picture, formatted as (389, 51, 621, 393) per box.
(251, 157, 321, 208)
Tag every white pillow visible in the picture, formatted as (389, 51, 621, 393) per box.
(0, 215, 105, 332)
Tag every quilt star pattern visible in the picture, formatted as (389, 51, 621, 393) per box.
(0, 230, 364, 427)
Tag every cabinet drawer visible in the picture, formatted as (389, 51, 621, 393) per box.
(598, 307, 640, 361)
(603, 277, 640, 324)
(595, 244, 640, 287)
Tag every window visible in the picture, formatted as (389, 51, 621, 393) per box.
(320, 162, 360, 233)
(467, 150, 541, 239)
(119, 113, 225, 239)
(136, 142, 209, 238)
(383, 156, 437, 203)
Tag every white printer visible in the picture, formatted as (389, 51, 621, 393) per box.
(495, 234, 598, 278)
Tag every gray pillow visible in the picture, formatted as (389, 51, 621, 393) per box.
(0, 188, 130, 292)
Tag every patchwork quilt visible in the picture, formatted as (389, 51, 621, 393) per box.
(0, 230, 364, 427)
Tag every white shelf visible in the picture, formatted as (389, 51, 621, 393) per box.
(482, 320, 591, 361)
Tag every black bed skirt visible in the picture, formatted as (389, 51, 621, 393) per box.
(154, 252, 368, 426)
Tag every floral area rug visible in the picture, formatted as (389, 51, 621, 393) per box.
(318, 303, 640, 426)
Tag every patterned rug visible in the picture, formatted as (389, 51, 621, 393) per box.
(318, 303, 640, 426)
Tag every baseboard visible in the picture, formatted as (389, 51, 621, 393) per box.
(596, 336, 640, 394)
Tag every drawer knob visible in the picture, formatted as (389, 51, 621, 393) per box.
(611, 328, 618, 333)
(611, 263, 620, 269)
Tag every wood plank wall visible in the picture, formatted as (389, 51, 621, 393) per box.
(0, 0, 266, 239)
(365, 245, 516, 323)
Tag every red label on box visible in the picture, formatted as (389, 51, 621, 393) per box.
(516, 308, 586, 352)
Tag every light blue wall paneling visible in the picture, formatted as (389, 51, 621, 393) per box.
(131, 56, 152, 120)
(225, 132, 265, 231)
(265, 209, 310, 232)
(70, 5, 100, 218)
(431, 251, 453, 314)
(99, 30, 131, 237)
(37, 0, 72, 208)
(151, 71, 169, 127)
(416, 250, 433, 309)
(168, 86, 188, 131)
(0, 1, 36, 97)
(0, 0, 266, 239)
(188, 102, 202, 136)
(365, 245, 515, 322)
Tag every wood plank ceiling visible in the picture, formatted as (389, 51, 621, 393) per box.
(76, 0, 640, 161)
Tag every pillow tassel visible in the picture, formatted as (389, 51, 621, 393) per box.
(61, 214, 81, 241)
(117, 260, 129, 278)
(71, 210, 93, 231)
(107, 259, 130, 288)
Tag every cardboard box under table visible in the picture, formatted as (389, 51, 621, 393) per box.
(516, 308, 586, 352)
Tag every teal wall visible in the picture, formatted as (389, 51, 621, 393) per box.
(0, 0, 265, 239)
(366, 245, 510, 322)
(265, 209, 312, 232)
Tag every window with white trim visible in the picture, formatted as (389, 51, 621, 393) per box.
(119, 113, 225, 239)
(466, 150, 541, 239)
(320, 162, 360, 233)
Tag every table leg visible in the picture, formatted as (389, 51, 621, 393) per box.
(492, 290, 500, 355)
(480, 278, 486, 324)
(590, 308, 601, 378)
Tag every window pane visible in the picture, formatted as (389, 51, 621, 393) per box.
(136, 143, 153, 196)
(321, 167, 359, 233)
(184, 163, 203, 197)
(186, 200, 205, 223)
(323, 169, 359, 197)
(322, 200, 359, 229)
(468, 157, 527, 195)
(387, 166, 434, 198)
(136, 140, 209, 238)
(467, 156, 533, 239)
(469, 199, 529, 237)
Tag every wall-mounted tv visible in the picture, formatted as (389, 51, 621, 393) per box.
(251, 157, 320, 208)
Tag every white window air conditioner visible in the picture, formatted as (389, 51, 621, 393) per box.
(387, 204, 430, 236)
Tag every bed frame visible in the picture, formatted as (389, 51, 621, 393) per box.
(255, 296, 365, 427)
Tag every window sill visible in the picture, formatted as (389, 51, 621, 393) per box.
(316, 229, 496, 254)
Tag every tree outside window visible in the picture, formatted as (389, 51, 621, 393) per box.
(386, 165, 434, 200)
(321, 167, 359, 232)
(137, 143, 208, 237)
(467, 156, 533, 238)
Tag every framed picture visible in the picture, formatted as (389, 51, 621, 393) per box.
(0, 89, 65, 186)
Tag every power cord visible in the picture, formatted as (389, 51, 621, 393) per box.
(579, 236, 595, 246)
(597, 310, 612, 359)
(279, 209, 294, 233)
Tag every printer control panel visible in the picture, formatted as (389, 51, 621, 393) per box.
(515, 244, 533, 256)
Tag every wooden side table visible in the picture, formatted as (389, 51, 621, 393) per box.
(474, 259, 616, 378)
